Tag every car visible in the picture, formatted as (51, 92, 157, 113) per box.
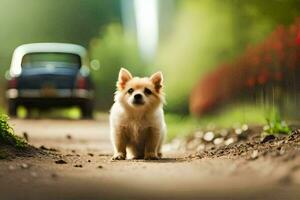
(6, 43, 94, 119)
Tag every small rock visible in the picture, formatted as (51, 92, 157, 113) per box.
(88, 153, 94, 157)
(261, 135, 275, 143)
(39, 145, 48, 150)
(50, 148, 58, 151)
(55, 159, 67, 164)
(203, 131, 214, 142)
(251, 150, 259, 160)
(74, 164, 83, 168)
(220, 129, 228, 137)
(219, 150, 225, 154)
(225, 138, 234, 145)
(196, 144, 205, 151)
(66, 134, 72, 140)
(98, 165, 103, 169)
(279, 148, 285, 155)
(20, 163, 30, 169)
(8, 165, 15, 171)
(87, 160, 91, 162)
(71, 150, 76, 153)
(213, 138, 224, 145)
(23, 132, 29, 142)
(51, 173, 58, 178)
(241, 124, 249, 131)
(235, 128, 243, 135)
(40, 145, 57, 151)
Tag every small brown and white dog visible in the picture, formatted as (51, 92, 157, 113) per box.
(110, 68, 166, 160)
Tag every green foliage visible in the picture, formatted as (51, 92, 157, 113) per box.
(263, 113, 291, 136)
(90, 24, 145, 109)
(0, 114, 27, 148)
(155, 0, 300, 113)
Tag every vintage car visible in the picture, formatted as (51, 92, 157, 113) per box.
(6, 43, 94, 118)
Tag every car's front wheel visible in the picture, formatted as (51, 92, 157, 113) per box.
(80, 101, 93, 119)
(8, 100, 17, 117)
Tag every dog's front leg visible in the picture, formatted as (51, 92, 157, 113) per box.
(144, 129, 160, 160)
(111, 128, 127, 160)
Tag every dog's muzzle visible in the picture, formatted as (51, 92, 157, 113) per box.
(132, 94, 144, 105)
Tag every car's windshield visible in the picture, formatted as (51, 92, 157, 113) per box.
(21, 53, 81, 69)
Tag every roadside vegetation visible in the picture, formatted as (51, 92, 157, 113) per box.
(166, 104, 266, 141)
(167, 104, 294, 141)
(263, 112, 291, 136)
(0, 113, 27, 149)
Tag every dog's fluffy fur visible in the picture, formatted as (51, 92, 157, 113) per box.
(110, 68, 166, 160)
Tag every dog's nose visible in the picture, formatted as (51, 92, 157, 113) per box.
(134, 94, 143, 100)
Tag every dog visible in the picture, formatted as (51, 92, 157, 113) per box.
(110, 68, 166, 160)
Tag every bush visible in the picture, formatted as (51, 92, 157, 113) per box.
(190, 18, 300, 116)
(0, 114, 26, 148)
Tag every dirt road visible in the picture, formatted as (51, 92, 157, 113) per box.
(0, 117, 300, 200)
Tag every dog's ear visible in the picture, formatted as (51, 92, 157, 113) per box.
(150, 71, 163, 91)
(117, 68, 133, 90)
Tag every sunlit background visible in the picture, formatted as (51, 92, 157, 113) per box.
(0, 0, 300, 139)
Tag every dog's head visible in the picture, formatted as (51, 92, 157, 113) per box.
(115, 68, 165, 111)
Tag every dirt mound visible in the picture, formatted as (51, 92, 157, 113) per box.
(0, 114, 47, 159)
(0, 144, 47, 160)
(188, 128, 300, 161)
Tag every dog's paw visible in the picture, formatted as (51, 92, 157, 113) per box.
(111, 153, 126, 160)
(157, 152, 162, 158)
(144, 153, 159, 160)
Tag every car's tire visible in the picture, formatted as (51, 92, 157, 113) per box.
(8, 100, 17, 117)
(81, 101, 93, 119)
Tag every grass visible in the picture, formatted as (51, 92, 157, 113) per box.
(262, 111, 291, 136)
(0, 113, 27, 148)
(166, 104, 266, 141)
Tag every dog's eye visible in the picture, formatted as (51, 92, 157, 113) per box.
(128, 88, 134, 94)
(144, 88, 152, 95)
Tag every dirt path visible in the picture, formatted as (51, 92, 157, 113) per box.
(0, 117, 300, 200)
